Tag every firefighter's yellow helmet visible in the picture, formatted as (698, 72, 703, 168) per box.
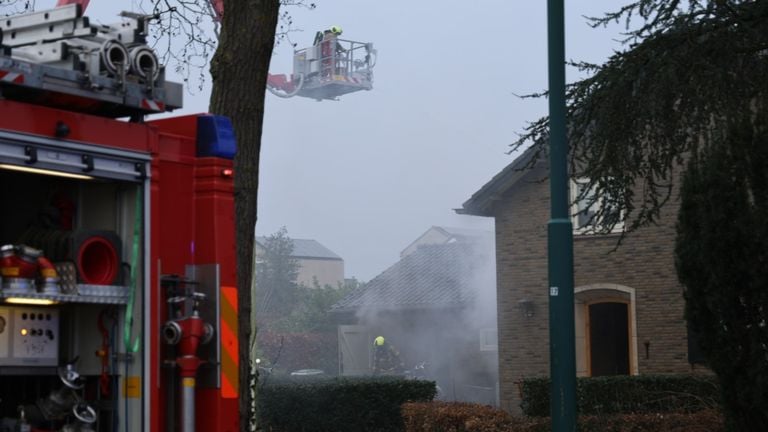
(374, 336, 385, 346)
(330, 25, 343, 35)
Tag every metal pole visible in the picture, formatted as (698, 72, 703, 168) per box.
(546, 0, 577, 431)
(181, 376, 196, 432)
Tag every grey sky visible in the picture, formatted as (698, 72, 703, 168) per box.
(85, 1, 624, 281)
(258, 1, 623, 281)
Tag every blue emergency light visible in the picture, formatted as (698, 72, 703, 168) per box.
(196, 115, 237, 159)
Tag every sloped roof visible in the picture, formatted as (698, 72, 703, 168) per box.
(437, 226, 494, 243)
(438, 226, 487, 238)
(400, 226, 494, 258)
(457, 145, 542, 217)
(332, 242, 488, 312)
(255, 237, 342, 260)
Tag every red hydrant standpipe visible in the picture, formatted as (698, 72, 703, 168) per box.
(177, 315, 204, 432)
(163, 293, 213, 432)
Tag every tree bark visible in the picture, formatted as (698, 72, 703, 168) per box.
(208, 1, 280, 430)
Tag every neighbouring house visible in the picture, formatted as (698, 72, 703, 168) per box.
(256, 236, 344, 288)
(331, 227, 498, 405)
(457, 147, 704, 413)
(399, 226, 494, 258)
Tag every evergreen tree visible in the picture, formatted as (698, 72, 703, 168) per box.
(675, 123, 768, 431)
(515, 0, 768, 233)
(514, 2, 768, 428)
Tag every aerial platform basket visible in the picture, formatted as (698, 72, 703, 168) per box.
(267, 38, 377, 101)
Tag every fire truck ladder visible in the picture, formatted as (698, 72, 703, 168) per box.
(0, 4, 182, 118)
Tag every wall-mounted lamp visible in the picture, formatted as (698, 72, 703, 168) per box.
(518, 299, 535, 318)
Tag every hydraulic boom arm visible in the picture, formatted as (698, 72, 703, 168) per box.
(54, 0, 222, 17)
(56, 0, 91, 10)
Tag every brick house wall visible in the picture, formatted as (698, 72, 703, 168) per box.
(487, 165, 698, 413)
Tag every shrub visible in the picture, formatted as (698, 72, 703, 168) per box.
(402, 402, 723, 432)
(259, 376, 436, 432)
(578, 410, 724, 432)
(520, 375, 719, 417)
(402, 401, 536, 432)
(257, 330, 338, 374)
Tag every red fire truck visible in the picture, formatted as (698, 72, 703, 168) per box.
(0, 3, 238, 431)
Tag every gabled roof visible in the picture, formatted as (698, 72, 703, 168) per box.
(434, 226, 494, 244)
(331, 242, 489, 312)
(457, 145, 542, 217)
(400, 226, 494, 258)
(255, 237, 342, 260)
(437, 226, 489, 239)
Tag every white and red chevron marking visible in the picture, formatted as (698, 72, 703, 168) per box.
(141, 99, 165, 111)
(0, 70, 24, 84)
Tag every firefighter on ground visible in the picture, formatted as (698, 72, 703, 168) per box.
(372, 336, 404, 375)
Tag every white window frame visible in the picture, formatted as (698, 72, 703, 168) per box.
(479, 328, 498, 352)
(570, 178, 624, 234)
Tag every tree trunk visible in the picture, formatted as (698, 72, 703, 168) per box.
(208, 1, 280, 430)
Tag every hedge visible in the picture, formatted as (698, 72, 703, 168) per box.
(259, 376, 437, 432)
(257, 330, 338, 374)
(402, 401, 522, 431)
(520, 375, 720, 417)
(402, 402, 723, 432)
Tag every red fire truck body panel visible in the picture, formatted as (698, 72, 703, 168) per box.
(0, 99, 156, 153)
(151, 116, 238, 432)
(0, 4, 239, 430)
(0, 98, 239, 431)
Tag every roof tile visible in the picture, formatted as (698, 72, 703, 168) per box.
(332, 242, 491, 311)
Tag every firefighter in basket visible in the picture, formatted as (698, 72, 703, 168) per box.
(313, 25, 346, 78)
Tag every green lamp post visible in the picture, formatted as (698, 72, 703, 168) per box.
(546, 0, 577, 430)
